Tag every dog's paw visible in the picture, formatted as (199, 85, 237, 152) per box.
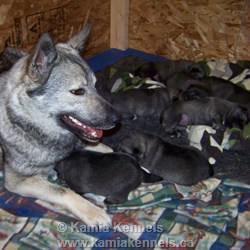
(66, 190, 112, 228)
(82, 203, 112, 228)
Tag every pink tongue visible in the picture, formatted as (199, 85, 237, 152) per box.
(96, 129, 103, 138)
(86, 126, 103, 139)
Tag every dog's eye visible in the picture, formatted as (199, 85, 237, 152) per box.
(70, 88, 85, 96)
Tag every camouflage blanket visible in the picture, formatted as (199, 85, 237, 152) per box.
(0, 59, 250, 249)
(110, 58, 250, 159)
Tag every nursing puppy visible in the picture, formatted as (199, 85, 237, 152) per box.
(164, 72, 206, 91)
(165, 73, 250, 108)
(134, 60, 205, 82)
(116, 132, 213, 186)
(108, 87, 181, 119)
(200, 76, 250, 111)
(55, 151, 163, 204)
(163, 72, 212, 100)
(160, 97, 249, 135)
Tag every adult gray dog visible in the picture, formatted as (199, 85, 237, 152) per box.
(0, 25, 120, 227)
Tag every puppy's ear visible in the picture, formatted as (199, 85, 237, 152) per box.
(226, 106, 249, 129)
(238, 106, 249, 128)
(28, 33, 57, 83)
(67, 24, 91, 52)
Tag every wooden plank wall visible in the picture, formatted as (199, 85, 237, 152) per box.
(0, 0, 110, 58)
(110, 0, 129, 50)
(129, 0, 250, 61)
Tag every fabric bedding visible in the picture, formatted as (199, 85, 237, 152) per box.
(0, 173, 249, 249)
(0, 58, 250, 249)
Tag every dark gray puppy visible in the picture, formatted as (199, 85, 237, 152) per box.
(165, 73, 250, 110)
(163, 72, 212, 100)
(160, 97, 249, 134)
(134, 60, 205, 82)
(200, 76, 250, 111)
(55, 151, 163, 204)
(164, 72, 205, 91)
(115, 132, 213, 186)
(109, 87, 182, 119)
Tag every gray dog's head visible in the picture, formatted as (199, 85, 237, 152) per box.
(15, 25, 120, 142)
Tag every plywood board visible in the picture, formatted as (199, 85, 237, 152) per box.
(0, 0, 110, 58)
(129, 0, 249, 61)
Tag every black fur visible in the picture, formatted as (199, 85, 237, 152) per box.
(55, 151, 163, 204)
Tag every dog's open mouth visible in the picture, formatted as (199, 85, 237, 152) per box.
(61, 115, 103, 142)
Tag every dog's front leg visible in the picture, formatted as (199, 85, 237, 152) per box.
(4, 168, 111, 227)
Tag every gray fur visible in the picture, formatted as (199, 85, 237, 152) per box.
(0, 26, 120, 226)
(134, 60, 205, 82)
(116, 132, 213, 186)
(108, 87, 182, 119)
(160, 97, 249, 135)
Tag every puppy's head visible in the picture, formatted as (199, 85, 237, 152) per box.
(116, 133, 146, 161)
(225, 105, 249, 129)
(134, 62, 159, 80)
(181, 83, 211, 101)
(167, 87, 183, 102)
(186, 63, 205, 79)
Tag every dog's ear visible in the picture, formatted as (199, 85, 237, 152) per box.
(226, 106, 249, 129)
(28, 33, 57, 83)
(237, 106, 249, 129)
(67, 24, 91, 52)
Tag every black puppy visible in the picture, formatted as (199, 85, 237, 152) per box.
(55, 151, 162, 204)
(160, 97, 249, 135)
(134, 60, 205, 82)
(108, 87, 181, 119)
(116, 132, 213, 186)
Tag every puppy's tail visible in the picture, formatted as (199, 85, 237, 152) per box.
(142, 171, 163, 183)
